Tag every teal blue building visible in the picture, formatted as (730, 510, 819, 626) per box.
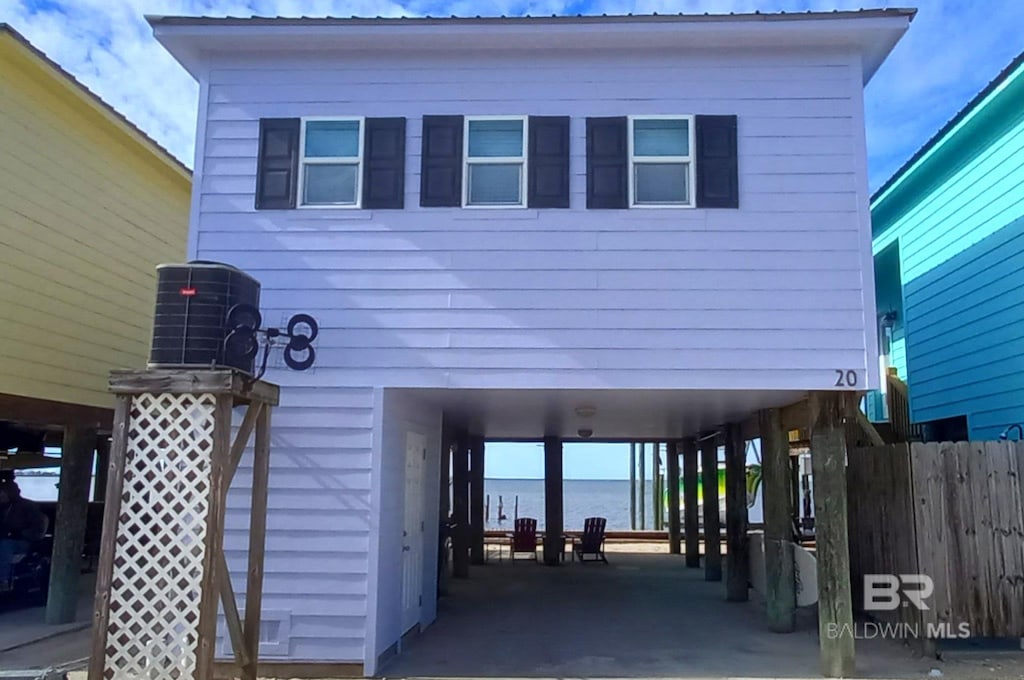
(871, 51, 1024, 440)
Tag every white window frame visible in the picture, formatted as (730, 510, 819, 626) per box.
(298, 116, 364, 209)
(462, 115, 529, 209)
(628, 114, 696, 209)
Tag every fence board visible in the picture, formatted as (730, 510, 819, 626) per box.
(849, 440, 1024, 639)
(847, 444, 920, 630)
(908, 441, 1024, 638)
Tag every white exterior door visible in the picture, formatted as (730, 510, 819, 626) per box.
(401, 431, 426, 633)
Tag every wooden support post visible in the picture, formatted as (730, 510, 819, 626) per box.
(242, 403, 272, 680)
(543, 436, 563, 566)
(92, 436, 109, 502)
(759, 407, 796, 632)
(46, 425, 96, 624)
(667, 440, 681, 554)
(638, 441, 646, 530)
(629, 443, 637, 530)
(724, 423, 749, 602)
(791, 455, 801, 529)
(88, 396, 130, 680)
(682, 438, 700, 568)
(194, 395, 234, 680)
(218, 553, 250, 671)
(653, 443, 661, 530)
(439, 428, 452, 521)
(451, 431, 470, 578)
(469, 435, 485, 565)
(438, 425, 453, 595)
(810, 392, 856, 678)
(225, 402, 264, 487)
(701, 436, 722, 581)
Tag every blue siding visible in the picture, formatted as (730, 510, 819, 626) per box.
(872, 61, 1024, 439)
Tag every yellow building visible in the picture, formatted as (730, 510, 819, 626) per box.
(0, 23, 191, 435)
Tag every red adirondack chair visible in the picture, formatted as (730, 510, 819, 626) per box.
(509, 517, 538, 561)
(572, 517, 608, 564)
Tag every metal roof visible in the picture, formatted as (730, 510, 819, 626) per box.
(872, 48, 1024, 203)
(147, 8, 917, 27)
(0, 23, 191, 179)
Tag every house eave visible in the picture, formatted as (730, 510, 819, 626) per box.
(149, 11, 913, 84)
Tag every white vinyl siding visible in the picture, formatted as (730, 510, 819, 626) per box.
(196, 46, 874, 665)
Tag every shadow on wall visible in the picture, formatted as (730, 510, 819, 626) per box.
(901, 213, 1024, 439)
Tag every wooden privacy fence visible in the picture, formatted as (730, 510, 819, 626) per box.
(848, 442, 1024, 638)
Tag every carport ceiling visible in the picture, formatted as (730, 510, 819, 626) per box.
(408, 388, 806, 439)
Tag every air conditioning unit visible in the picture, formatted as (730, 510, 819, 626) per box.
(149, 261, 261, 373)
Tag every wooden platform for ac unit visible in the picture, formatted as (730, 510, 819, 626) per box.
(88, 369, 279, 680)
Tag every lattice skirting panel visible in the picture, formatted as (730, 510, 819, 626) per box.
(102, 393, 217, 680)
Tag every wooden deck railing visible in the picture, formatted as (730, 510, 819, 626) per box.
(885, 369, 922, 442)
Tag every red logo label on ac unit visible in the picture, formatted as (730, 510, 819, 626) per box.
(180, 287, 197, 297)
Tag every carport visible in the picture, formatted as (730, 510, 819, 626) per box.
(379, 387, 878, 678)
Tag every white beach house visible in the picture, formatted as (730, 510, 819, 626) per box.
(151, 9, 911, 676)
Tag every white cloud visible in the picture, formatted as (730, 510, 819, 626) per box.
(2, 0, 1022, 189)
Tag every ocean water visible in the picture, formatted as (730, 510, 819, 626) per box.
(484, 478, 764, 531)
(16, 474, 765, 529)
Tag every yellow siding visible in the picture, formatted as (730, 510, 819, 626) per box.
(0, 36, 191, 409)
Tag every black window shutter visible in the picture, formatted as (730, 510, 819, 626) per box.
(255, 118, 300, 210)
(362, 117, 406, 209)
(420, 115, 463, 207)
(527, 116, 570, 209)
(695, 115, 739, 209)
(586, 117, 628, 209)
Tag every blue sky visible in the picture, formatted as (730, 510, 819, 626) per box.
(3, 0, 1023, 478)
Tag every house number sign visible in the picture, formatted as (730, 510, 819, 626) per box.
(834, 369, 859, 387)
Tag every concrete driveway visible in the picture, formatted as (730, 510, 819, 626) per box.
(381, 552, 1016, 679)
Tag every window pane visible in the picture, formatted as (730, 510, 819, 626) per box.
(305, 120, 360, 158)
(633, 119, 689, 157)
(303, 163, 358, 204)
(468, 119, 524, 158)
(634, 163, 688, 204)
(468, 163, 522, 205)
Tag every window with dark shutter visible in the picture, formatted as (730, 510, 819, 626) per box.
(420, 115, 463, 207)
(362, 117, 406, 209)
(695, 115, 739, 209)
(586, 117, 628, 209)
(255, 118, 300, 210)
(527, 116, 570, 209)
